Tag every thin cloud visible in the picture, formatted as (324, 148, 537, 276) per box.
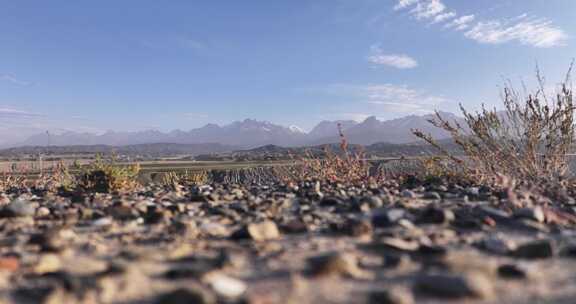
(361, 84, 448, 108)
(394, 0, 419, 11)
(0, 74, 30, 86)
(368, 46, 418, 69)
(432, 12, 456, 24)
(465, 16, 568, 48)
(446, 15, 475, 31)
(410, 0, 446, 20)
(0, 107, 41, 118)
(325, 83, 449, 114)
(393, 0, 568, 48)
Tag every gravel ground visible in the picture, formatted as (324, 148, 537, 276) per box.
(0, 179, 575, 303)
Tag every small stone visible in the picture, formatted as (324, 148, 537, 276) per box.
(170, 218, 199, 237)
(200, 222, 230, 238)
(281, 219, 308, 234)
(418, 207, 454, 225)
(379, 237, 420, 252)
(245, 221, 280, 241)
(477, 206, 511, 223)
(498, 264, 527, 279)
(108, 205, 139, 221)
(423, 192, 441, 200)
(466, 187, 480, 196)
(308, 252, 368, 278)
(560, 244, 576, 258)
(514, 207, 545, 223)
(29, 230, 67, 252)
(482, 236, 517, 255)
(164, 265, 214, 280)
(34, 254, 62, 274)
(155, 287, 215, 304)
(513, 240, 554, 259)
(344, 218, 373, 238)
(415, 273, 493, 299)
(204, 273, 247, 299)
(401, 190, 416, 199)
(36, 207, 51, 217)
(0, 199, 35, 218)
(437, 252, 495, 275)
(372, 208, 406, 227)
(320, 197, 343, 207)
(13, 286, 66, 304)
(369, 288, 414, 304)
(0, 256, 19, 272)
(363, 196, 383, 208)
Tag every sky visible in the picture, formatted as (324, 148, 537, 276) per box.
(1, 0, 575, 137)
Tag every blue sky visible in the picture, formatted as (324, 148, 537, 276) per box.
(1, 0, 575, 136)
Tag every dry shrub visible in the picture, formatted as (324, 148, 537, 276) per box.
(413, 65, 575, 185)
(162, 170, 208, 189)
(78, 155, 141, 193)
(34, 161, 76, 193)
(280, 123, 378, 184)
(0, 173, 27, 192)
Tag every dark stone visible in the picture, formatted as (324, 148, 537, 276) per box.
(155, 288, 215, 304)
(498, 264, 527, 279)
(512, 240, 554, 259)
(372, 208, 406, 227)
(415, 273, 493, 299)
(418, 207, 455, 225)
(369, 289, 414, 304)
(280, 219, 308, 234)
(320, 197, 343, 207)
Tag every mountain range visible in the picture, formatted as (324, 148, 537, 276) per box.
(7, 112, 463, 149)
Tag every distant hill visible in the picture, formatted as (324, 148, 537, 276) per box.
(309, 112, 464, 145)
(12, 112, 464, 148)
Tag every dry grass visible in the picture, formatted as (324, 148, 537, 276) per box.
(78, 155, 141, 193)
(278, 123, 380, 184)
(413, 65, 575, 185)
(161, 170, 209, 189)
(0, 173, 27, 192)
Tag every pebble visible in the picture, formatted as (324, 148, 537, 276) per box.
(514, 207, 545, 223)
(482, 236, 517, 255)
(423, 192, 441, 200)
(155, 287, 215, 304)
(401, 190, 417, 199)
(418, 207, 455, 225)
(242, 221, 281, 241)
(200, 222, 231, 238)
(513, 239, 554, 259)
(92, 217, 114, 227)
(204, 273, 247, 299)
(415, 273, 494, 299)
(372, 208, 406, 227)
(477, 206, 511, 222)
(34, 254, 62, 274)
(36, 206, 51, 217)
(308, 252, 368, 278)
(498, 264, 527, 279)
(344, 218, 373, 238)
(0, 199, 35, 218)
(380, 237, 420, 252)
(369, 288, 414, 304)
(0, 256, 19, 272)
